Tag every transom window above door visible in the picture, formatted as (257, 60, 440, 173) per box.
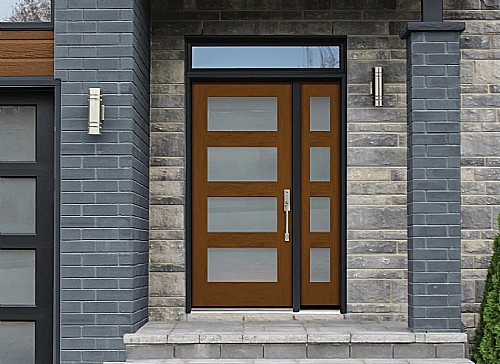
(192, 45, 341, 69)
(187, 37, 346, 74)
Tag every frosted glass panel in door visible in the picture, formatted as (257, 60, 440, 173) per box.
(310, 147, 330, 181)
(310, 97, 330, 131)
(0, 322, 35, 364)
(310, 197, 330, 232)
(0, 178, 36, 234)
(208, 147, 277, 181)
(208, 97, 277, 131)
(310, 248, 330, 282)
(0, 250, 35, 305)
(0, 106, 36, 162)
(208, 248, 277, 282)
(208, 197, 277, 232)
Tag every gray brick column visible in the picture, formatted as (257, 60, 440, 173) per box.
(55, 0, 150, 362)
(401, 22, 465, 332)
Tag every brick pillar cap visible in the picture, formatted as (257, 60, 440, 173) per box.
(400, 22, 466, 39)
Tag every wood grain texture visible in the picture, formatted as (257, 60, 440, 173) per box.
(0, 31, 54, 76)
(300, 83, 341, 306)
(192, 83, 293, 307)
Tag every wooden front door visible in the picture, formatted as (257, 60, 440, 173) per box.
(192, 82, 340, 308)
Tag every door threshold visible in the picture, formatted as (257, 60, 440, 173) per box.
(191, 308, 293, 312)
(188, 309, 343, 321)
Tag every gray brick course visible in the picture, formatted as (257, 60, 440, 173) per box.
(55, 0, 150, 362)
(403, 23, 465, 332)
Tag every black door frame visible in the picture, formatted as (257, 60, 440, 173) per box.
(0, 78, 60, 364)
(184, 36, 347, 313)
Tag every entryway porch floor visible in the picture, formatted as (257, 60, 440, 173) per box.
(109, 360, 473, 363)
(118, 320, 471, 362)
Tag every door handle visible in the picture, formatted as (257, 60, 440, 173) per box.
(284, 189, 291, 242)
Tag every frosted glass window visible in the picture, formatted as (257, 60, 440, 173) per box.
(208, 147, 277, 181)
(0, 250, 35, 305)
(208, 248, 277, 282)
(208, 197, 277, 232)
(0, 0, 51, 22)
(310, 147, 330, 182)
(310, 248, 330, 282)
(0, 322, 35, 364)
(208, 97, 277, 131)
(192, 46, 340, 69)
(310, 97, 330, 131)
(0, 178, 36, 234)
(310, 197, 330, 232)
(0, 106, 35, 162)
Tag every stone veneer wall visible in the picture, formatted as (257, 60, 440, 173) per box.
(149, 0, 500, 334)
(447, 0, 500, 340)
(149, 0, 416, 321)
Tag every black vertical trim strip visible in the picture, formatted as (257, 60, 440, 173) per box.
(292, 82, 301, 312)
(421, 0, 443, 22)
(185, 42, 193, 314)
(53, 80, 61, 364)
(340, 73, 348, 314)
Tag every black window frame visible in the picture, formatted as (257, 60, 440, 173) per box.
(0, 77, 60, 364)
(0, 0, 54, 30)
(185, 35, 348, 314)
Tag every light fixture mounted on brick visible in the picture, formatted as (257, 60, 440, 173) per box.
(88, 88, 105, 135)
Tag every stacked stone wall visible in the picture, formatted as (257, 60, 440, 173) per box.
(445, 0, 500, 340)
(149, 0, 500, 332)
(149, 0, 417, 321)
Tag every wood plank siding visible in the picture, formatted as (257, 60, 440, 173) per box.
(0, 31, 54, 77)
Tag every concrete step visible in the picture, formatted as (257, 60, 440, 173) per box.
(122, 322, 470, 362)
(106, 359, 474, 364)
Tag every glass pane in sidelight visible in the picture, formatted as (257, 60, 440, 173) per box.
(208, 248, 277, 282)
(208, 147, 277, 181)
(0, 322, 35, 364)
(192, 46, 340, 69)
(208, 197, 277, 232)
(310, 147, 330, 182)
(0, 178, 36, 234)
(310, 248, 330, 282)
(310, 197, 330, 232)
(208, 97, 277, 131)
(310, 97, 330, 131)
(0, 0, 51, 22)
(0, 106, 36, 162)
(0, 250, 35, 305)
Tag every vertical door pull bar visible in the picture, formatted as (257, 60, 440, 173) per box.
(284, 189, 291, 242)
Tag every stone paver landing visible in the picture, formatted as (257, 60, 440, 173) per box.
(125, 321, 467, 345)
(107, 360, 474, 363)
(118, 321, 469, 362)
